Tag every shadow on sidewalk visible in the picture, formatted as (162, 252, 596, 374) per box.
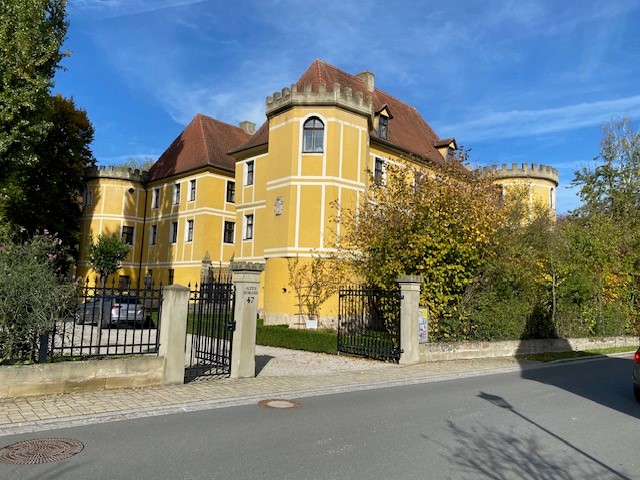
(255, 355, 275, 376)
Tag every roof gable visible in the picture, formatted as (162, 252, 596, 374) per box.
(147, 114, 250, 182)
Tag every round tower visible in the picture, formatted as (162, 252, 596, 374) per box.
(484, 163, 559, 214)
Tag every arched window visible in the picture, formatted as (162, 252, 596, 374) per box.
(302, 117, 324, 153)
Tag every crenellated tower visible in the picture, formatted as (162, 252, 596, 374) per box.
(483, 163, 559, 214)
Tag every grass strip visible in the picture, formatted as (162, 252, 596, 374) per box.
(516, 345, 637, 363)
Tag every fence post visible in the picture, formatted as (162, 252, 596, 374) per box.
(397, 275, 423, 365)
(158, 284, 189, 385)
(230, 262, 265, 379)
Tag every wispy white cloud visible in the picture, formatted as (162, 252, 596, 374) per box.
(439, 96, 640, 142)
(69, 0, 208, 19)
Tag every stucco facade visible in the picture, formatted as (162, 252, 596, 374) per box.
(77, 59, 558, 327)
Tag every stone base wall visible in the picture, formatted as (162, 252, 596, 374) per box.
(419, 336, 638, 362)
(0, 356, 164, 399)
(263, 312, 338, 330)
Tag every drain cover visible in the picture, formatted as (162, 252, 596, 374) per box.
(257, 398, 303, 410)
(0, 438, 84, 465)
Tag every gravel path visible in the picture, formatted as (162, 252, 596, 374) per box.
(254, 345, 398, 377)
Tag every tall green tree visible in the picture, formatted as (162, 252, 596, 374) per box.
(4, 94, 95, 249)
(87, 233, 131, 285)
(573, 116, 640, 225)
(0, 0, 68, 185)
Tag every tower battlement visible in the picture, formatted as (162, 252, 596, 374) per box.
(84, 165, 147, 183)
(265, 83, 373, 119)
(483, 163, 558, 186)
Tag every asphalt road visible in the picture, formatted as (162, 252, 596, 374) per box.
(1, 355, 638, 480)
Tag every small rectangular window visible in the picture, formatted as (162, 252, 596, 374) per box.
(168, 269, 174, 286)
(374, 158, 385, 184)
(189, 179, 196, 202)
(170, 221, 178, 244)
(244, 214, 254, 240)
(119, 275, 130, 290)
(226, 181, 235, 203)
(378, 115, 388, 140)
(83, 187, 93, 207)
(173, 183, 181, 204)
(121, 226, 134, 245)
(152, 188, 160, 209)
(186, 219, 194, 242)
(149, 225, 157, 245)
(246, 161, 254, 186)
(223, 221, 235, 244)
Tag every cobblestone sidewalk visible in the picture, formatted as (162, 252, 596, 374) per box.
(0, 348, 535, 438)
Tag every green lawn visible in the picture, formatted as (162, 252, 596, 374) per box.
(516, 345, 637, 362)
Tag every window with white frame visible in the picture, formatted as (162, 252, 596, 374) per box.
(152, 188, 160, 209)
(302, 117, 324, 152)
(173, 183, 181, 204)
(244, 214, 254, 240)
(189, 179, 196, 202)
(245, 161, 254, 186)
(170, 221, 178, 243)
(186, 219, 194, 242)
(149, 225, 157, 245)
(121, 226, 134, 245)
(223, 221, 235, 244)
(550, 187, 556, 210)
(374, 157, 385, 184)
(226, 181, 235, 203)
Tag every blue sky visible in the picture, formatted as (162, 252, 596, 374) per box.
(56, 0, 640, 213)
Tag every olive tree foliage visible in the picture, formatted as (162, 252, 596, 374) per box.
(338, 157, 506, 321)
(87, 233, 131, 284)
(0, 230, 75, 364)
(0, 0, 68, 184)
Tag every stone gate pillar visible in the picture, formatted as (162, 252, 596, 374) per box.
(397, 275, 423, 366)
(230, 262, 265, 378)
(159, 285, 190, 385)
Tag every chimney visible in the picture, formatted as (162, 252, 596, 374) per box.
(356, 71, 375, 92)
(239, 121, 256, 135)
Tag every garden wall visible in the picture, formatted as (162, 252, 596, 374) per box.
(0, 355, 164, 399)
(419, 336, 639, 362)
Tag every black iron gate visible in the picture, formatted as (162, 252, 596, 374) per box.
(337, 285, 402, 362)
(185, 278, 235, 381)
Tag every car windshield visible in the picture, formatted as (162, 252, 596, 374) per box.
(114, 296, 140, 305)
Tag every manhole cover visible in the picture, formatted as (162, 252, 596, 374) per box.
(257, 398, 303, 410)
(0, 438, 84, 465)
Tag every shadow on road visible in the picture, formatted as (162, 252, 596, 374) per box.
(514, 313, 640, 419)
(439, 414, 631, 480)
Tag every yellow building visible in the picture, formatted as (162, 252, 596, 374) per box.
(78, 59, 558, 327)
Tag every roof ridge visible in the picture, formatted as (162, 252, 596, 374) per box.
(196, 114, 212, 164)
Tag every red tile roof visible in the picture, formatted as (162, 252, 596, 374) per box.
(232, 59, 451, 165)
(147, 114, 250, 182)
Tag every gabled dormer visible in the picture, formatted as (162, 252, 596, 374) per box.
(375, 105, 393, 141)
(433, 138, 458, 162)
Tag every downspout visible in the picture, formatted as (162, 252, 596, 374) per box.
(137, 182, 148, 286)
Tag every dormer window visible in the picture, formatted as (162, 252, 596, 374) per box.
(378, 115, 389, 140)
(302, 117, 324, 153)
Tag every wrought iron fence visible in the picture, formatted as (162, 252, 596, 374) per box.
(48, 279, 163, 360)
(185, 279, 235, 381)
(337, 285, 402, 362)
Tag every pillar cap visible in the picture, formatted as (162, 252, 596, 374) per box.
(163, 284, 190, 292)
(397, 274, 424, 284)
(231, 262, 265, 272)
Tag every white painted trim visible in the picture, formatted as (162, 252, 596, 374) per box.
(319, 185, 326, 249)
(266, 176, 365, 190)
(295, 185, 301, 248)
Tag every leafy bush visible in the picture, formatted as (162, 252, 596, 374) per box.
(0, 232, 75, 363)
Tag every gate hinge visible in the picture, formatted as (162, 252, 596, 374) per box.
(227, 321, 236, 332)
